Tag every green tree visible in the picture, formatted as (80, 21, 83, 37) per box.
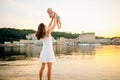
(0, 28, 35, 43)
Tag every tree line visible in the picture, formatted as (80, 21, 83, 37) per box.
(0, 28, 79, 43)
(51, 32, 79, 39)
(0, 28, 35, 43)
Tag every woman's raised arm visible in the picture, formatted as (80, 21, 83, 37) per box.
(48, 18, 53, 29)
(47, 19, 57, 36)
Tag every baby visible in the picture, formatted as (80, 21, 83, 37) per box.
(47, 8, 61, 29)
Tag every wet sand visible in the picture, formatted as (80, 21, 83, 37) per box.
(0, 54, 120, 80)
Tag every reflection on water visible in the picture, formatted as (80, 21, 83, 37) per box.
(1, 44, 120, 61)
(0, 44, 96, 60)
(79, 46, 95, 55)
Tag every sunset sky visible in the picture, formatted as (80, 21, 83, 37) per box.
(0, 0, 120, 37)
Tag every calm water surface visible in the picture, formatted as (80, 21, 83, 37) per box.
(0, 45, 120, 80)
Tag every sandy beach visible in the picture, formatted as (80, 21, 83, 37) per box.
(0, 54, 120, 80)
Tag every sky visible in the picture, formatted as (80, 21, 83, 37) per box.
(0, 0, 120, 37)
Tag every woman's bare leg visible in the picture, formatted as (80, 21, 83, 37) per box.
(39, 63, 46, 80)
(47, 62, 53, 80)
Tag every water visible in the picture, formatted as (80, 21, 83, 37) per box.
(0, 45, 120, 80)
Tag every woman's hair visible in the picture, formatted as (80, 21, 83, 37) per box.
(36, 23, 46, 40)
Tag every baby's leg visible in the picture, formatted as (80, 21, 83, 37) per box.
(57, 19, 61, 29)
(56, 20, 59, 28)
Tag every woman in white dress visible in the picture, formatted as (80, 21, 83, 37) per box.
(35, 18, 57, 80)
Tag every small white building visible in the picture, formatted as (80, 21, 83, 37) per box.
(4, 42, 11, 44)
(20, 40, 39, 44)
(13, 41, 20, 46)
(26, 34, 36, 40)
(78, 32, 95, 43)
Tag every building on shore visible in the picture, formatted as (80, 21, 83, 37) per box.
(4, 42, 11, 45)
(58, 37, 77, 45)
(95, 38, 111, 45)
(111, 37, 120, 45)
(78, 32, 95, 44)
(26, 34, 37, 40)
(56, 32, 96, 45)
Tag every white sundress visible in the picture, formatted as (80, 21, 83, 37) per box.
(39, 35, 55, 63)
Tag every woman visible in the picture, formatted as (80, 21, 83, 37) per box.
(36, 18, 57, 80)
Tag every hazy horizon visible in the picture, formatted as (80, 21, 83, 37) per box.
(0, 0, 120, 37)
